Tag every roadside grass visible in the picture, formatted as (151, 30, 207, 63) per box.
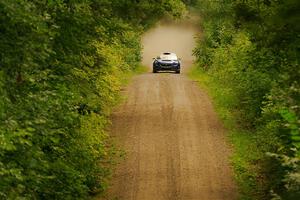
(188, 66, 263, 200)
(116, 65, 148, 104)
(120, 65, 148, 85)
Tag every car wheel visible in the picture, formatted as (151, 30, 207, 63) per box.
(153, 69, 157, 73)
(175, 70, 180, 74)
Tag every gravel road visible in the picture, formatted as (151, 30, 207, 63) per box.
(101, 18, 237, 200)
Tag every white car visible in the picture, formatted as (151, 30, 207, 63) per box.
(152, 52, 181, 73)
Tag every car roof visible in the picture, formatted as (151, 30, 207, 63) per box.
(159, 52, 177, 60)
(160, 52, 176, 56)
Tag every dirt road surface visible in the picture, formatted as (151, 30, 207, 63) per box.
(101, 18, 237, 200)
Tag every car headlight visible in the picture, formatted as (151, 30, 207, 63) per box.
(172, 62, 179, 66)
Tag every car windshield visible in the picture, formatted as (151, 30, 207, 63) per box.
(159, 54, 177, 60)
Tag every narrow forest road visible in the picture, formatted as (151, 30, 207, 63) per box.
(101, 18, 237, 200)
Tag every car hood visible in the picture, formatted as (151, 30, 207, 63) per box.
(157, 59, 179, 63)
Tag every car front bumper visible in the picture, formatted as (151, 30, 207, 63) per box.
(153, 65, 180, 71)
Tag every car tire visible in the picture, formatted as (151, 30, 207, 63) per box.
(153, 69, 157, 73)
(175, 70, 180, 74)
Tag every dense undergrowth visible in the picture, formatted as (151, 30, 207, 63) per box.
(193, 0, 300, 199)
(0, 0, 186, 199)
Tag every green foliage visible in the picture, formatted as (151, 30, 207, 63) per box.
(194, 0, 300, 199)
(0, 0, 186, 199)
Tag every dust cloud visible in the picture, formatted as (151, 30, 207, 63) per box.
(141, 17, 200, 72)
